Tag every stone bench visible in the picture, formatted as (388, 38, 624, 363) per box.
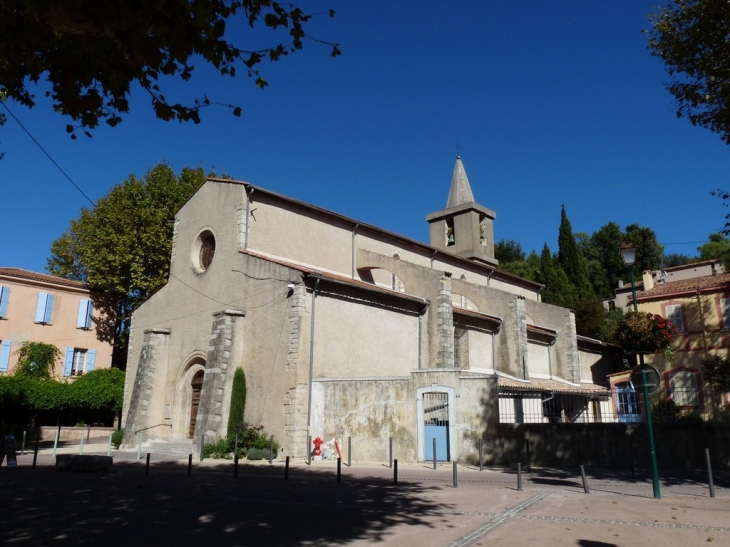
(56, 455, 113, 472)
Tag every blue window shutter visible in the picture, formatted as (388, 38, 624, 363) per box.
(85, 300, 94, 329)
(63, 347, 74, 377)
(44, 294, 55, 323)
(0, 341, 11, 372)
(77, 299, 93, 328)
(86, 349, 96, 372)
(0, 286, 10, 318)
(35, 293, 48, 323)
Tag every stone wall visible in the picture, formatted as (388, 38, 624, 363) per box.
(486, 422, 730, 470)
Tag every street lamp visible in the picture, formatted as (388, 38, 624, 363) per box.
(620, 241, 661, 499)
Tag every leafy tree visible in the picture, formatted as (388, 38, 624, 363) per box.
(646, 1, 730, 144)
(588, 222, 627, 299)
(227, 367, 247, 433)
(538, 244, 576, 308)
(48, 163, 207, 368)
(663, 253, 696, 267)
(0, 1, 339, 136)
(574, 297, 610, 339)
(495, 239, 526, 264)
(557, 206, 593, 297)
(698, 233, 730, 261)
(68, 368, 125, 413)
(14, 342, 62, 379)
(625, 224, 664, 274)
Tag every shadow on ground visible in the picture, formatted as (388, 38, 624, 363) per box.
(0, 461, 452, 546)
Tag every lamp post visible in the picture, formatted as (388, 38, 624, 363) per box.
(620, 241, 661, 499)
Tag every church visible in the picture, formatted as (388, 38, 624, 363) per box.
(121, 157, 618, 462)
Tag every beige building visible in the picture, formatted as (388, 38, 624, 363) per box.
(0, 268, 114, 377)
(122, 158, 621, 462)
(608, 268, 730, 420)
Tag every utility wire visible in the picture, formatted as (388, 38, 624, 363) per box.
(1, 102, 95, 207)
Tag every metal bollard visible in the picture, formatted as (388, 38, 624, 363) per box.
(187, 454, 192, 477)
(199, 434, 205, 462)
(80, 434, 84, 455)
(348, 436, 352, 467)
(705, 448, 716, 498)
(284, 456, 290, 480)
(32, 435, 39, 468)
(145, 453, 150, 475)
(478, 439, 483, 472)
(394, 459, 398, 485)
(137, 433, 142, 460)
(21, 430, 26, 456)
(526, 440, 531, 473)
(234, 454, 239, 479)
(453, 461, 458, 488)
(579, 464, 590, 494)
(269, 436, 274, 464)
(433, 438, 437, 470)
(517, 463, 523, 491)
(107, 432, 113, 457)
(389, 436, 393, 469)
(53, 431, 59, 457)
(86, 424, 91, 443)
(235, 435, 239, 460)
(308, 435, 312, 465)
(337, 457, 341, 483)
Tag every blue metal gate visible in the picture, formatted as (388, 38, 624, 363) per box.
(423, 392, 449, 461)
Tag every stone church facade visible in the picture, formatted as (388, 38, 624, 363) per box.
(122, 158, 615, 462)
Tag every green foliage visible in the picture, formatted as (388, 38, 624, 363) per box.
(227, 368, 247, 434)
(111, 428, 124, 449)
(663, 253, 696, 267)
(538, 244, 576, 308)
(701, 354, 730, 390)
(698, 233, 730, 261)
(247, 447, 276, 460)
(495, 240, 526, 264)
(67, 368, 125, 412)
(557, 206, 592, 298)
(0, 1, 339, 135)
(646, 0, 730, 144)
(625, 224, 664, 273)
(203, 423, 279, 460)
(573, 297, 609, 339)
(651, 398, 702, 422)
(614, 311, 678, 360)
(48, 164, 207, 367)
(14, 342, 62, 379)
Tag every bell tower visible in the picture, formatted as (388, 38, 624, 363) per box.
(426, 156, 497, 265)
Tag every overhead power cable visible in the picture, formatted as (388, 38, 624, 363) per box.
(1, 102, 95, 207)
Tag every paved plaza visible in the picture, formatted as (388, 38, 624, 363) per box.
(2, 440, 729, 546)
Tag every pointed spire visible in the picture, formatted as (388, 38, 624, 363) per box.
(446, 156, 475, 208)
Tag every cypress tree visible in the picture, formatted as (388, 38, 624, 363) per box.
(557, 205, 593, 297)
(227, 367, 247, 433)
(539, 244, 576, 308)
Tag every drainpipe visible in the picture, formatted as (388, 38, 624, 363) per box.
(548, 335, 558, 379)
(430, 250, 437, 269)
(351, 224, 359, 279)
(244, 187, 254, 250)
(491, 317, 503, 371)
(418, 301, 430, 369)
(306, 275, 322, 434)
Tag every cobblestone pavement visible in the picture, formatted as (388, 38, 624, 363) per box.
(2, 443, 729, 547)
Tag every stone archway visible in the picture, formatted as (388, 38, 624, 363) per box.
(173, 354, 206, 440)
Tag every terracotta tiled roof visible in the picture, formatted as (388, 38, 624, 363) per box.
(0, 267, 88, 289)
(664, 259, 720, 272)
(637, 272, 730, 300)
(498, 377, 610, 395)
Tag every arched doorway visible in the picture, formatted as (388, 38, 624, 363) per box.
(189, 370, 204, 438)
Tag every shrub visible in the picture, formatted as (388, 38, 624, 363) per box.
(111, 428, 124, 449)
(202, 423, 279, 459)
(227, 367, 246, 434)
(247, 447, 275, 460)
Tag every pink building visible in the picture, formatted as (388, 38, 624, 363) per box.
(0, 268, 114, 378)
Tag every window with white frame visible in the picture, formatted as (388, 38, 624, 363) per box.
(667, 369, 701, 408)
(665, 304, 685, 334)
(720, 298, 730, 329)
(63, 347, 96, 377)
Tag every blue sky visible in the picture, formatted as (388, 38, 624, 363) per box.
(2, 1, 729, 274)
